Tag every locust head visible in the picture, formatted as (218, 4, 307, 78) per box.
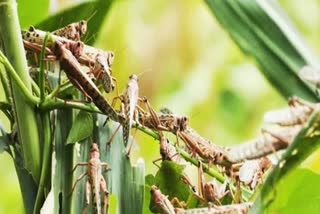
(78, 20, 87, 37)
(90, 143, 100, 159)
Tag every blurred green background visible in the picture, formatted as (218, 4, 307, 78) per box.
(1, 0, 320, 212)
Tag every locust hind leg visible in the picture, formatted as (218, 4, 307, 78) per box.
(100, 176, 109, 214)
(82, 180, 91, 214)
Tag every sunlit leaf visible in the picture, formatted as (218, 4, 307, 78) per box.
(205, 0, 319, 101)
(36, 0, 113, 45)
(17, 0, 50, 28)
(154, 161, 193, 207)
(262, 168, 320, 213)
(66, 110, 93, 145)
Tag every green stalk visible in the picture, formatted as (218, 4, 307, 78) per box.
(39, 33, 49, 101)
(0, 63, 11, 101)
(33, 113, 51, 214)
(33, 32, 52, 214)
(41, 97, 101, 113)
(0, 0, 41, 189)
(0, 51, 40, 104)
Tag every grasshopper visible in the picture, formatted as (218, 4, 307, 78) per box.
(142, 100, 196, 191)
(299, 65, 320, 88)
(264, 96, 320, 126)
(22, 26, 116, 94)
(176, 202, 253, 214)
(150, 185, 185, 214)
(178, 127, 228, 166)
(88, 50, 115, 93)
(53, 20, 87, 41)
(197, 161, 229, 206)
(139, 98, 189, 146)
(52, 40, 124, 123)
(225, 125, 301, 163)
(109, 74, 139, 153)
(238, 157, 272, 189)
(71, 143, 111, 214)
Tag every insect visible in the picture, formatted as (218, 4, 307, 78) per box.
(176, 202, 253, 214)
(149, 185, 185, 214)
(53, 20, 87, 41)
(179, 127, 228, 166)
(299, 65, 320, 87)
(197, 161, 229, 205)
(264, 96, 320, 126)
(238, 157, 272, 189)
(22, 26, 116, 94)
(108, 74, 139, 155)
(139, 98, 189, 144)
(71, 143, 111, 214)
(52, 40, 124, 123)
(88, 50, 115, 93)
(225, 125, 301, 163)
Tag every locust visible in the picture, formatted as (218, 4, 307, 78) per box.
(176, 202, 253, 214)
(179, 127, 228, 166)
(108, 74, 139, 154)
(264, 96, 320, 126)
(139, 98, 189, 144)
(71, 143, 110, 214)
(53, 20, 87, 41)
(224, 125, 301, 163)
(142, 99, 195, 191)
(238, 157, 272, 189)
(299, 65, 320, 88)
(149, 185, 185, 214)
(87, 50, 115, 93)
(22, 26, 116, 94)
(52, 40, 124, 123)
(139, 102, 227, 165)
(197, 161, 229, 206)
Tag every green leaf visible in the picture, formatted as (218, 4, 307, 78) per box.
(36, 0, 113, 45)
(144, 174, 156, 214)
(53, 109, 74, 214)
(251, 111, 320, 213)
(261, 168, 320, 213)
(154, 161, 190, 203)
(0, 121, 9, 154)
(17, 0, 50, 28)
(97, 115, 145, 214)
(205, 0, 319, 101)
(108, 194, 117, 214)
(66, 110, 93, 145)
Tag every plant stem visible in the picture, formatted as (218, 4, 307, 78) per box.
(0, 1, 41, 212)
(39, 33, 49, 102)
(40, 97, 101, 113)
(0, 51, 40, 104)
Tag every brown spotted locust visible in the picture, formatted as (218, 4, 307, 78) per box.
(71, 143, 111, 214)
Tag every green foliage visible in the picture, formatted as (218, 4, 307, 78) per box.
(1, 0, 320, 213)
(17, 0, 49, 28)
(265, 168, 320, 213)
(66, 110, 94, 144)
(205, 0, 319, 101)
(0, 122, 9, 154)
(36, 0, 113, 45)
